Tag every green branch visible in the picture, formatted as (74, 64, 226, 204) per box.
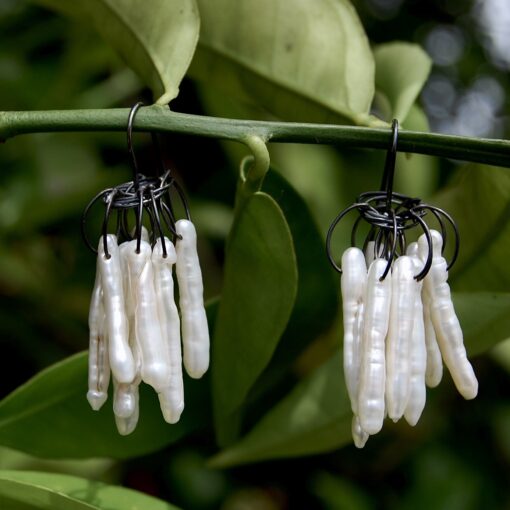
(1, 105, 510, 168)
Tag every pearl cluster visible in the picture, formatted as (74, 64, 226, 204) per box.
(341, 229, 478, 448)
(86, 220, 209, 435)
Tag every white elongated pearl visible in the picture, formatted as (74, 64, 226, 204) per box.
(113, 377, 140, 436)
(404, 255, 427, 426)
(407, 241, 443, 387)
(352, 415, 369, 448)
(358, 258, 392, 435)
(419, 230, 478, 399)
(364, 241, 376, 269)
(175, 220, 210, 379)
(125, 240, 171, 391)
(98, 235, 135, 384)
(113, 380, 136, 418)
(119, 240, 143, 378)
(386, 256, 417, 422)
(152, 238, 185, 424)
(422, 288, 443, 387)
(341, 247, 367, 414)
(406, 242, 419, 258)
(87, 265, 110, 410)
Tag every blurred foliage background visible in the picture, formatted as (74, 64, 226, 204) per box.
(1, 0, 510, 508)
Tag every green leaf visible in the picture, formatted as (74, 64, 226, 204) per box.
(209, 352, 351, 468)
(373, 42, 432, 122)
(212, 192, 298, 443)
(434, 165, 510, 293)
(262, 169, 339, 364)
(191, 0, 378, 125)
(0, 351, 210, 459)
(453, 292, 510, 356)
(0, 470, 179, 509)
(36, 0, 200, 104)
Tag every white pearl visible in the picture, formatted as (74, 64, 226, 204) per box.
(358, 258, 391, 435)
(419, 231, 478, 399)
(125, 240, 171, 391)
(87, 262, 110, 411)
(385, 256, 416, 422)
(352, 415, 369, 448)
(341, 247, 367, 414)
(404, 255, 427, 426)
(175, 220, 210, 379)
(98, 235, 135, 384)
(113, 377, 140, 436)
(153, 237, 184, 424)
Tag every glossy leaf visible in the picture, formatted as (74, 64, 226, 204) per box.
(212, 192, 298, 442)
(191, 0, 377, 125)
(454, 292, 510, 356)
(373, 42, 432, 122)
(0, 470, 179, 509)
(262, 169, 339, 364)
(35, 0, 200, 104)
(435, 165, 510, 293)
(210, 352, 351, 467)
(0, 351, 210, 459)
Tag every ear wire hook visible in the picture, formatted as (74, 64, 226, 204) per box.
(127, 102, 144, 191)
(381, 119, 399, 212)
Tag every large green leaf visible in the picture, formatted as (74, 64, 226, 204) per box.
(0, 470, 179, 509)
(212, 192, 298, 443)
(373, 42, 432, 122)
(434, 165, 510, 292)
(209, 352, 351, 468)
(0, 351, 210, 459)
(191, 0, 378, 125)
(262, 170, 339, 364)
(454, 292, 510, 356)
(35, 0, 200, 104)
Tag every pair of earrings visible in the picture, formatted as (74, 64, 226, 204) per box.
(83, 114, 476, 445)
(82, 103, 209, 435)
(327, 120, 478, 447)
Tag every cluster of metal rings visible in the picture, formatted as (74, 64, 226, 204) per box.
(326, 120, 460, 282)
(81, 170, 190, 259)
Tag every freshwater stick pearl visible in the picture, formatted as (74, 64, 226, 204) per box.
(87, 262, 110, 411)
(126, 240, 171, 391)
(422, 287, 443, 387)
(419, 230, 478, 400)
(407, 241, 443, 387)
(386, 256, 416, 422)
(152, 237, 185, 424)
(358, 258, 392, 435)
(352, 415, 369, 448)
(98, 235, 135, 384)
(175, 220, 210, 379)
(341, 247, 367, 414)
(113, 376, 140, 436)
(364, 240, 376, 269)
(404, 255, 427, 426)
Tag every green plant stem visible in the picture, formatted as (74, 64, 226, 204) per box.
(1, 105, 510, 168)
